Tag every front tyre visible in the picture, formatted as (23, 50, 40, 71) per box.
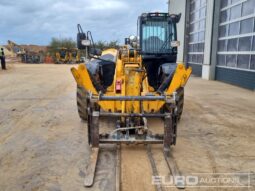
(76, 86, 88, 121)
(176, 87, 184, 121)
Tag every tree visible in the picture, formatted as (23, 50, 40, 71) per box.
(48, 38, 120, 57)
(107, 40, 119, 49)
(94, 40, 120, 50)
(48, 37, 76, 55)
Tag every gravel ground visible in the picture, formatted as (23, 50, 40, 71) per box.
(0, 64, 254, 191)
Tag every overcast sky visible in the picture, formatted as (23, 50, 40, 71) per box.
(0, 0, 168, 45)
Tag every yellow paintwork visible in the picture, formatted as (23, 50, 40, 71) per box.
(56, 48, 81, 64)
(71, 64, 98, 95)
(69, 48, 81, 63)
(56, 48, 69, 64)
(71, 46, 192, 114)
(166, 63, 192, 94)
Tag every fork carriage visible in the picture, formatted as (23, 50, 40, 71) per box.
(89, 94, 180, 152)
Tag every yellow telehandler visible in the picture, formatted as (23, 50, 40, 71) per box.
(71, 12, 192, 187)
(69, 48, 81, 63)
(55, 47, 69, 64)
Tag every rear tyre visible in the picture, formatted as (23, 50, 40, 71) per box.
(77, 85, 88, 121)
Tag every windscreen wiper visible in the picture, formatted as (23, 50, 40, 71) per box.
(159, 33, 173, 52)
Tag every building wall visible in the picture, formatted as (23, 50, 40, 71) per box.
(169, 0, 186, 62)
(215, 0, 255, 90)
(217, 0, 255, 70)
(169, 0, 255, 90)
(186, 0, 208, 77)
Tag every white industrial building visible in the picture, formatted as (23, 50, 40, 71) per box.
(169, 0, 255, 90)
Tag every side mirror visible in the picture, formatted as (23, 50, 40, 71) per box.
(170, 13, 181, 23)
(171, 41, 180, 47)
(125, 38, 130, 45)
(77, 32, 87, 49)
(77, 24, 90, 50)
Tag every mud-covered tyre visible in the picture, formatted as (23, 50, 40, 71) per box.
(176, 87, 184, 121)
(77, 86, 88, 121)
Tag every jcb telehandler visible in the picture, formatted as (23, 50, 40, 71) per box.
(71, 12, 192, 187)
(69, 48, 81, 63)
(55, 47, 69, 64)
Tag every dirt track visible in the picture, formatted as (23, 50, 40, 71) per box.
(0, 64, 254, 191)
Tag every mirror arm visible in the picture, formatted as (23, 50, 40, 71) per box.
(77, 24, 84, 34)
(87, 31, 96, 51)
